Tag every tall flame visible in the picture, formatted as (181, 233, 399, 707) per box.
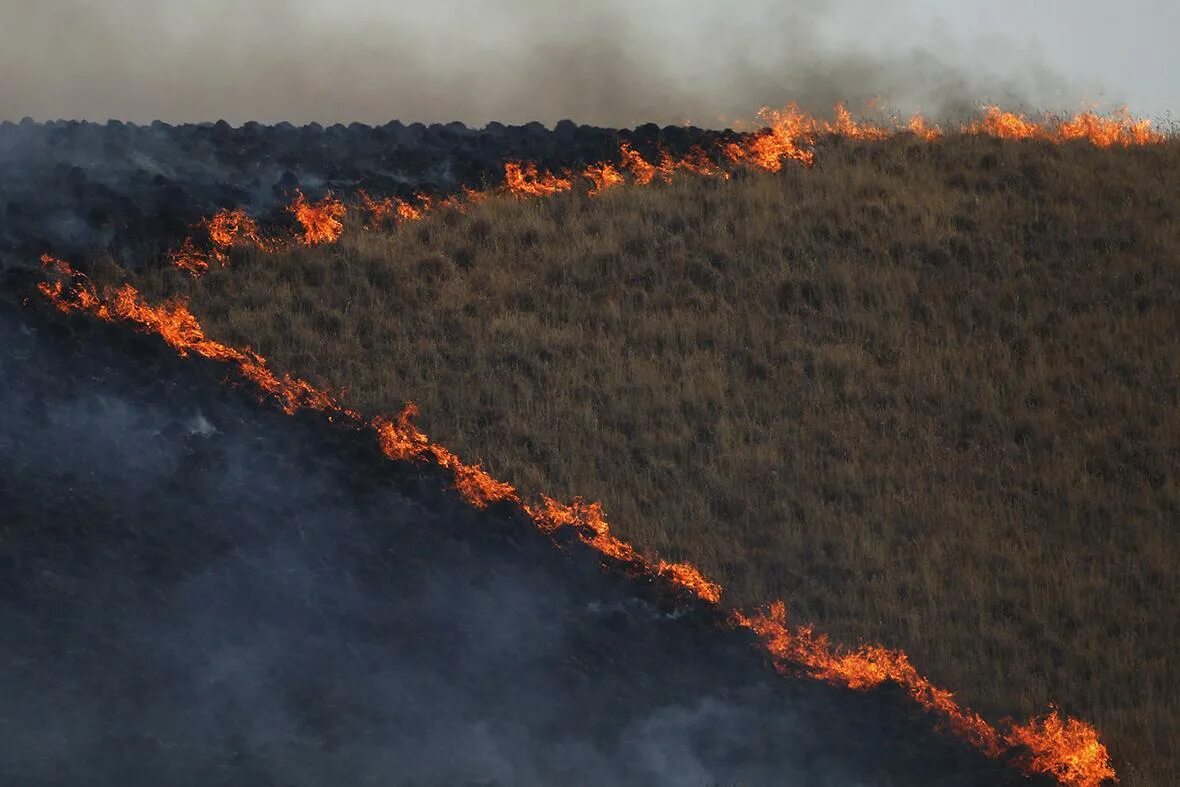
(289, 189, 347, 246)
(35, 254, 1118, 786)
(723, 103, 818, 170)
(618, 141, 659, 185)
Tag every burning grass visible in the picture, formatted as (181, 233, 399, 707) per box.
(89, 130, 1180, 785)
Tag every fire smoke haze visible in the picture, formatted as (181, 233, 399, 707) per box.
(1, 0, 1175, 126)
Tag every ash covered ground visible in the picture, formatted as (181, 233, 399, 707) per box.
(0, 285, 1051, 786)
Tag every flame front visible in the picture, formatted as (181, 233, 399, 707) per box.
(502, 162, 575, 198)
(167, 207, 277, 276)
(164, 104, 1165, 277)
(36, 254, 1118, 786)
(723, 103, 818, 170)
(966, 106, 1164, 147)
(734, 602, 1116, 786)
(582, 162, 626, 196)
(290, 189, 347, 246)
(1008, 709, 1119, 786)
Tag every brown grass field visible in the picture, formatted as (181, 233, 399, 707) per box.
(109, 133, 1179, 784)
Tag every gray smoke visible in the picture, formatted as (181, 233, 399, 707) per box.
(0, 0, 1087, 127)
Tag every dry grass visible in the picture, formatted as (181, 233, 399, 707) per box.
(119, 134, 1179, 785)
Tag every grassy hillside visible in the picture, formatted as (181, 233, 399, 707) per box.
(117, 134, 1179, 784)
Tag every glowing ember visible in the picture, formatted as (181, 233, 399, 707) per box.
(289, 189, 347, 245)
(36, 254, 1119, 786)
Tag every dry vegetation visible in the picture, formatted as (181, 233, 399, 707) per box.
(118, 134, 1179, 785)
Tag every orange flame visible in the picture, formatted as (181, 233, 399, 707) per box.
(373, 402, 519, 510)
(582, 162, 626, 196)
(167, 207, 278, 276)
(36, 254, 1118, 786)
(163, 104, 1164, 276)
(905, 114, 944, 142)
(39, 256, 353, 417)
(823, 102, 890, 141)
(1008, 708, 1119, 786)
(618, 142, 659, 186)
(204, 207, 273, 255)
(289, 189, 346, 246)
(1054, 108, 1164, 146)
(965, 106, 1164, 147)
(723, 103, 818, 171)
(966, 107, 1042, 141)
(502, 162, 574, 198)
(734, 602, 1116, 786)
(357, 189, 449, 227)
(675, 146, 730, 179)
(167, 237, 212, 278)
(357, 189, 400, 227)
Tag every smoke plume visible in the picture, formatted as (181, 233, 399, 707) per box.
(0, 0, 1079, 126)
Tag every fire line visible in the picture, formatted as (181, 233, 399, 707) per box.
(36, 254, 1118, 787)
(164, 103, 1166, 278)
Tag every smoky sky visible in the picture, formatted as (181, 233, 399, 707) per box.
(0, 0, 1174, 126)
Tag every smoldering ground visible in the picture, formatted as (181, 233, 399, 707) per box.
(0, 288, 1052, 786)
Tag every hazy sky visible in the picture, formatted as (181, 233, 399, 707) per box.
(0, 0, 1174, 125)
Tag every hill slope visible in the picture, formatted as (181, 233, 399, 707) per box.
(117, 133, 1180, 784)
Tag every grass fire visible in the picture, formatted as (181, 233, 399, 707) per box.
(8, 100, 1174, 785)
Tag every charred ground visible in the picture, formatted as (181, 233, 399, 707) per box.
(71, 132, 1180, 784)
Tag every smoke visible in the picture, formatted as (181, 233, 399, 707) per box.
(0, 293, 1045, 786)
(0, 0, 1081, 126)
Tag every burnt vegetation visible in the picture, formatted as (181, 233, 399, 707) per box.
(101, 132, 1180, 785)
